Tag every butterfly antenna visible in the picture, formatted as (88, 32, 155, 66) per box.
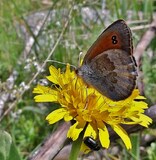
(46, 60, 76, 69)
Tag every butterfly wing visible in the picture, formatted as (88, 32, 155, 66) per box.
(83, 19, 133, 64)
(81, 49, 137, 100)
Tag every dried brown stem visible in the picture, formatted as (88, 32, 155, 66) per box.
(134, 15, 156, 64)
(132, 16, 156, 95)
(28, 122, 70, 160)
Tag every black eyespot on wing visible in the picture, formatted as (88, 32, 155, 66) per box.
(111, 35, 118, 44)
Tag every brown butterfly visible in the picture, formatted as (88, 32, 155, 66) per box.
(76, 19, 137, 101)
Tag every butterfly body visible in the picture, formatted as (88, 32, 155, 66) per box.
(77, 20, 138, 101)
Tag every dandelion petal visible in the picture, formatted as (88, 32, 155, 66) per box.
(67, 122, 83, 141)
(112, 124, 132, 149)
(46, 108, 66, 124)
(99, 125, 110, 148)
(34, 95, 57, 102)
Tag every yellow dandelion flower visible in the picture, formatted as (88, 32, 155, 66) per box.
(33, 64, 152, 151)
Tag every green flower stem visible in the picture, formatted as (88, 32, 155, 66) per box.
(69, 133, 84, 160)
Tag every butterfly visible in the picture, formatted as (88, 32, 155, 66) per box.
(76, 19, 137, 101)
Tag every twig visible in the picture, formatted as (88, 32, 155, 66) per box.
(131, 15, 156, 95)
(21, 5, 55, 59)
(134, 15, 156, 64)
(131, 24, 153, 31)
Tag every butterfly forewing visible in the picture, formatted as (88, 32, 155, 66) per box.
(83, 20, 133, 64)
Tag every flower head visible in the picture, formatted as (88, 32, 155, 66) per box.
(33, 64, 152, 152)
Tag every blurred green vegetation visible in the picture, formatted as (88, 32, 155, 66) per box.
(0, 0, 156, 159)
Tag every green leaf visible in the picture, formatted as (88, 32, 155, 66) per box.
(0, 130, 21, 160)
(130, 133, 140, 160)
